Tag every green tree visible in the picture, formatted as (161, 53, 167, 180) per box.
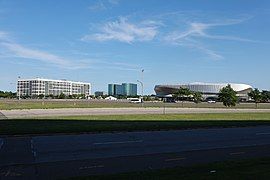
(218, 84, 238, 107)
(261, 90, 270, 102)
(58, 93, 66, 99)
(173, 87, 192, 107)
(248, 88, 262, 108)
(193, 92, 203, 104)
(0, 91, 16, 98)
(38, 94, 44, 99)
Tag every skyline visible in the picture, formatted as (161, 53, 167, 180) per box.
(0, 0, 270, 94)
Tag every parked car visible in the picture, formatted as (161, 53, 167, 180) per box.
(207, 100, 216, 103)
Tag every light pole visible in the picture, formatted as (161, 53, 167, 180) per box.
(137, 80, 143, 107)
(137, 80, 143, 97)
(137, 69, 144, 107)
(17, 76, 21, 100)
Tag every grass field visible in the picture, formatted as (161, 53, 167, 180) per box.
(0, 99, 269, 110)
(1, 113, 270, 135)
(76, 157, 270, 180)
(50, 113, 270, 120)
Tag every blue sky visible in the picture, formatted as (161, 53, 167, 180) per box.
(0, 0, 270, 94)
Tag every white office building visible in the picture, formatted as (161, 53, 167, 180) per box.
(17, 78, 91, 97)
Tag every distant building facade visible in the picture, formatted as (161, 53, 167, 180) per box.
(17, 78, 91, 97)
(108, 83, 137, 96)
(122, 83, 137, 96)
(94, 91, 107, 97)
(108, 84, 123, 96)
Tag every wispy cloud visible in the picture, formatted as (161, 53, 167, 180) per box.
(88, 0, 119, 11)
(164, 18, 257, 59)
(1, 42, 75, 67)
(108, 0, 119, 5)
(0, 30, 141, 71)
(88, 1, 106, 11)
(165, 19, 255, 43)
(81, 17, 158, 43)
(0, 31, 89, 69)
(0, 31, 9, 40)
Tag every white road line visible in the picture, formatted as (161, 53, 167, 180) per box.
(165, 157, 186, 162)
(186, 142, 270, 152)
(30, 139, 37, 157)
(229, 152, 245, 155)
(0, 140, 4, 150)
(93, 140, 143, 145)
(4, 169, 11, 177)
(32, 151, 37, 157)
(30, 139, 33, 149)
(79, 165, 104, 170)
(256, 132, 270, 135)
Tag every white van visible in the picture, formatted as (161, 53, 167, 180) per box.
(127, 98, 142, 103)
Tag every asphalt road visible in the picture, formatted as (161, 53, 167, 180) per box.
(1, 126, 270, 179)
(2, 107, 270, 119)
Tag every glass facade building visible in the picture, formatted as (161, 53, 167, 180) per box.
(108, 84, 123, 96)
(108, 83, 137, 96)
(122, 83, 137, 96)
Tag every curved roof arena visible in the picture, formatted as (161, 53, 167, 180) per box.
(155, 83, 252, 97)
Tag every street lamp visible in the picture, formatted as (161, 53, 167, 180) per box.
(137, 69, 144, 107)
(137, 80, 144, 107)
(17, 76, 21, 100)
(137, 80, 143, 97)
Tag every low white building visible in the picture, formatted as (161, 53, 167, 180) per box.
(17, 78, 91, 97)
(105, 96, 117, 101)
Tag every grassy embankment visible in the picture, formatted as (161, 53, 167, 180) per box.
(1, 113, 270, 135)
(74, 157, 270, 180)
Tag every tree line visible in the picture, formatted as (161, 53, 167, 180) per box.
(19, 93, 87, 99)
(0, 91, 17, 98)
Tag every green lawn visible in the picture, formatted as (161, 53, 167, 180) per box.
(1, 113, 270, 135)
(1, 99, 270, 110)
(50, 113, 270, 121)
(74, 157, 270, 180)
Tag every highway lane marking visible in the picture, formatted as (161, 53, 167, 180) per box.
(4, 170, 10, 177)
(93, 140, 143, 145)
(2, 169, 22, 177)
(229, 152, 245, 155)
(30, 139, 34, 149)
(165, 157, 186, 162)
(79, 165, 104, 170)
(0, 140, 3, 150)
(30, 139, 37, 158)
(32, 151, 37, 157)
(256, 132, 270, 135)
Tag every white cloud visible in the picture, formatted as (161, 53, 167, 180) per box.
(0, 31, 89, 69)
(164, 18, 257, 60)
(81, 17, 158, 43)
(108, 0, 119, 5)
(88, 0, 119, 11)
(1, 42, 73, 67)
(88, 1, 106, 11)
(0, 31, 9, 41)
(0, 30, 141, 71)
